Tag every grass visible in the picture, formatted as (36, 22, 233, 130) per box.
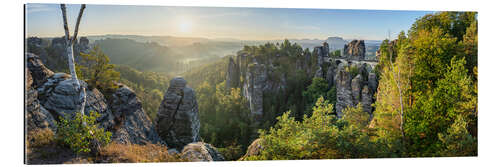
(97, 142, 188, 163)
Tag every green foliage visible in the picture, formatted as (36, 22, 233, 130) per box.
(196, 81, 256, 160)
(247, 97, 380, 160)
(56, 111, 112, 154)
(115, 65, 169, 120)
(373, 11, 477, 157)
(76, 45, 120, 99)
(302, 77, 336, 117)
(437, 115, 477, 156)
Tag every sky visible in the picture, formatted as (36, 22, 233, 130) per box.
(25, 3, 434, 40)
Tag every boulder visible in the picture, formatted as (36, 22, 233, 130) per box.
(26, 53, 54, 88)
(37, 73, 115, 130)
(181, 142, 225, 161)
(239, 138, 264, 160)
(110, 85, 164, 145)
(156, 77, 200, 150)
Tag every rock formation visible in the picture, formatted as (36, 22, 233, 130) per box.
(313, 42, 331, 78)
(343, 40, 366, 60)
(26, 70, 56, 132)
(334, 63, 377, 116)
(335, 64, 353, 117)
(36, 73, 115, 130)
(110, 85, 164, 145)
(156, 77, 200, 150)
(226, 57, 240, 89)
(26, 53, 54, 88)
(243, 63, 267, 120)
(239, 138, 264, 160)
(181, 142, 225, 161)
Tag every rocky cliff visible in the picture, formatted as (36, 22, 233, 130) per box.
(226, 41, 378, 121)
(156, 77, 201, 150)
(26, 53, 163, 145)
(110, 84, 164, 145)
(343, 40, 366, 60)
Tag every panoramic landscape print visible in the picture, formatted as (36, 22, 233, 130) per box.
(25, 3, 477, 164)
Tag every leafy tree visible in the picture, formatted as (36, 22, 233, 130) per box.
(437, 115, 477, 156)
(302, 77, 336, 117)
(77, 45, 120, 98)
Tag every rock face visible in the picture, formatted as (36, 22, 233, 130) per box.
(37, 73, 115, 130)
(110, 85, 164, 145)
(334, 63, 377, 117)
(343, 40, 366, 60)
(243, 63, 267, 120)
(239, 138, 264, 160)
(26, 77, 57, 132)
(181, 142, 225, 161)
(26, 53, 54, 88)
(226, 57, 240, 89)
(156, 77, 200, 150)
(335, 65, 353, 117)
(313, 42, 331, 78)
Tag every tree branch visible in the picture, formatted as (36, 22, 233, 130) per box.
(60, 4, 70, 42)
(72, 4, 86, 44)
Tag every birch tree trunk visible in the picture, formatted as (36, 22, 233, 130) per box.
(60, 4, 87, 121)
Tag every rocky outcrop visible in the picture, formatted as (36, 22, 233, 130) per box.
(313, 42, 331, 78)
(26, 53, 54, 88)
(110, 85, 164, 145)
(37, 73, 115, 130)
(156, 77, 200, 150)
(351, 74, 362, 105)
(335, 65, 353, 117)
(239, 138, 264, 160)
(226, 57, 240, 89)
(181, 142, 225, 161)
(243, 63, 267, 120)
(343, 40, 366, 60)
(26, 85, 57, 132)
(361, 85, 373, 114)
(334, 63, 377, 116)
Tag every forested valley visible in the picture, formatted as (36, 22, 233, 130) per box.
(25, 11, 477, 163)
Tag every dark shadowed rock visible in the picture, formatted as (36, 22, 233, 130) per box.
(156, 77, 200, 150)
(343, 40, 366, 60)
(361, 85, 373, 115)
(181, 142, 225, 161)
(226, 57, 240, 89)
(110, 84, 164, 145)
(26, 88, 57, 132)
(368, 72, 378, 94)
(351, 74, 362, 105)
(37, 73, 115, 130)
(26, 53, 54, 88)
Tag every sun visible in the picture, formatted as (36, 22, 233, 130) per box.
(178, 20, 193, 33)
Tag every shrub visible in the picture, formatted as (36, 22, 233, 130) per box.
(56, 111, 112, 154)
(27, 128, 55, 148)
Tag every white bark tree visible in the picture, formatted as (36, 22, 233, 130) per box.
(60, 4, 87, 122)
